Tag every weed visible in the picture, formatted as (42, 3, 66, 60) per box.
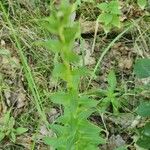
(36, 1, 105, 149)
(99, 70, 121, 114)
(0, 110, 28, 143)
(97, 0, 121, 33)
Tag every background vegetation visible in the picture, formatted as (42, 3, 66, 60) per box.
(0, 0, 150, 149)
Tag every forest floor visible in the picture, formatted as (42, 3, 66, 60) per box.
(0, 1, 150, 150)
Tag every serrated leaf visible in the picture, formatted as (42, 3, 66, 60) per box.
(52, 63, 66, 79)
(137, 0, 147, 9)
(50, 92, 71, 106)
(64, 50, 79, 63)
(109, 1, 121, 14)
(34, 39, 61, 53)
(111, 15, 121, 28)
(98, 13, 113, 25)
(134, 59, 150, 78)
(78, 121, 104, 145)
(15, 127, 28, 135)
(97, 3, 108, 11)
(137, 102, 150, 117)
(43, 137, 66, 148)
(78, 96, 98, 108)
(38, 15, 60, 34)
(63, 23, 80, 45)
(72, 67, 90, 77)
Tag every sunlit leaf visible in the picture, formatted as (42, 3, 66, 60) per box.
(97, 3, 108, 11)
(111, 15, 121, 28)
(15, 127, 28, 135)
(35, 39, 61, 53)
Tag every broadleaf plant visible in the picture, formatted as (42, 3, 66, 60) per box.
(97, 0, 121, 33)
(37, 1, 105, 149)
(134, 58, 150, 149)
(0, 110, 28, 143)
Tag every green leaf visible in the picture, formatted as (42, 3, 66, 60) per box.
(8, 117, 15, 129)
(137, 102, 150, 117)
(0, 132, 5, 141)
(15, 127, 28, 135)
(107, 70, 117, 90)
(64, 50, 79, 63)
(34, 39, 61, 53)
(103, 24, 112, 33)
(137, 0, 147, 9)
(111, 98, 121, 114)
(78, 96, 98, 108)
(10, 132, 16, 143)
(78, 120, 104, 145)
(104, 14, 113, 25)
(99, 97, 111, 113)
(143, 122, 150, 137)
(136, 135, 150, 149)
(43, 137, 66, 148)
(109, 1, 121, 14)
(50, 92, 71, 106)
(98, 13, 113, 25)
(63, 23, 80, 45)
(50, 124, 68, 136)
(39, 16, 59, 34)
(3, 110, 11, 125)
(134, 59, 150, 78)
(111, 15, 121, 28)
(0, 48, 11, 56)
(52, 63, 67, 79)
(97, 3, 108, 11)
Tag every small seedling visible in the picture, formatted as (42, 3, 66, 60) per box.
(97, 0, 121, 33)
(98, 70, 121, 114)
(0, 110, 28, 143)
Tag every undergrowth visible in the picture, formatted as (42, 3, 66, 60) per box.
(0, 0, 149, 149)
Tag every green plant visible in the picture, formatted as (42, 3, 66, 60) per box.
(97, 0, 121, 33)
(36, 1, 105, 149)
(137, 0, 147, 9)
(96, 70, 121, 114)
(0, 110, 28, 143)
(134, 58, 150, 149)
